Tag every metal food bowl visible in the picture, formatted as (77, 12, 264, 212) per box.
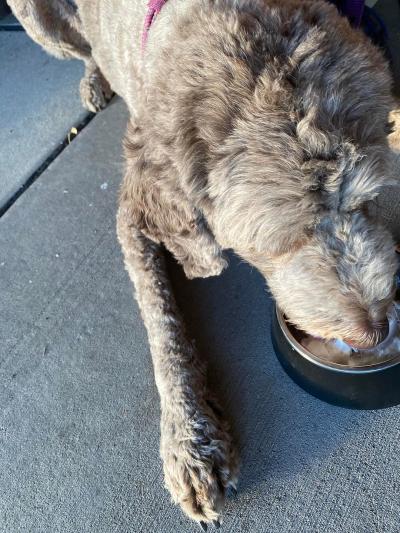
(271, 306, 400, 409)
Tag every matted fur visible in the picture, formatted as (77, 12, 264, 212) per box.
(9, 0, 400, 524)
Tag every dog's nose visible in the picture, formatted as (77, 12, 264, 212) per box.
(344, 318, 389, 350)
(372, 317, 390, 345)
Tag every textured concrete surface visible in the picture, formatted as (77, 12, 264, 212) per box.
(0, 31, 88, 209)
(1, 97, 400, 533)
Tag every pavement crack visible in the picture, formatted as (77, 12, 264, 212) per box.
(0, 111, 95, 218)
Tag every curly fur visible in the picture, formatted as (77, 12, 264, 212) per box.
(9, 0, 400, 524)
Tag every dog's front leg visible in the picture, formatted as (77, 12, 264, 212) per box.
(117, 206, 238, 526)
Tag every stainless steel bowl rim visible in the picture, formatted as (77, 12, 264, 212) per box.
(276, 307, 400, 374)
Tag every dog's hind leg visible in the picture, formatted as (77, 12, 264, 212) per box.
(7, 0, 112, 112)
(78, 58, 113, 113)
(7, 0, 90, 60)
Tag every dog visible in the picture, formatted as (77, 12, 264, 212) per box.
(8, 0, 400, 526)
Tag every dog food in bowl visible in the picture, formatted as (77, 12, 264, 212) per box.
(271, 303, 400, 409)
(298, 305, 400, 367)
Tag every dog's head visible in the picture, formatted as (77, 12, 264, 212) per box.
(263, 136, 400, 348)
(213, 125, 399, 348)
(213, 138, 399, 347)
(196, 1, 400, 346)
(267, 211, 397, 348)
(211, 102, 400, 347)
(259, 139, 400, 348)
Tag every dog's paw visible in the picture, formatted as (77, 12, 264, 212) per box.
(79, 69, 113, 113)
(160, 399, 238, 525)
(182, 255, 228, 280)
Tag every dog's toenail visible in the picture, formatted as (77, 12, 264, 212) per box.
(199, 521, 208, 531)
(213, 519, 221, 528)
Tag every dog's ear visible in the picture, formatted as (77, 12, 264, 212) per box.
(209, 160, 317, 260)
(228, 195, 315, 260)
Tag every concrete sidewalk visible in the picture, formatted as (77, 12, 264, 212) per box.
(0, 31, 88, 209)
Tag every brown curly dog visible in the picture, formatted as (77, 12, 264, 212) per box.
(8, 0, 400, 526)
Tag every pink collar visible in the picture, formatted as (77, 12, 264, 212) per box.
(142, 0, 168, 50)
